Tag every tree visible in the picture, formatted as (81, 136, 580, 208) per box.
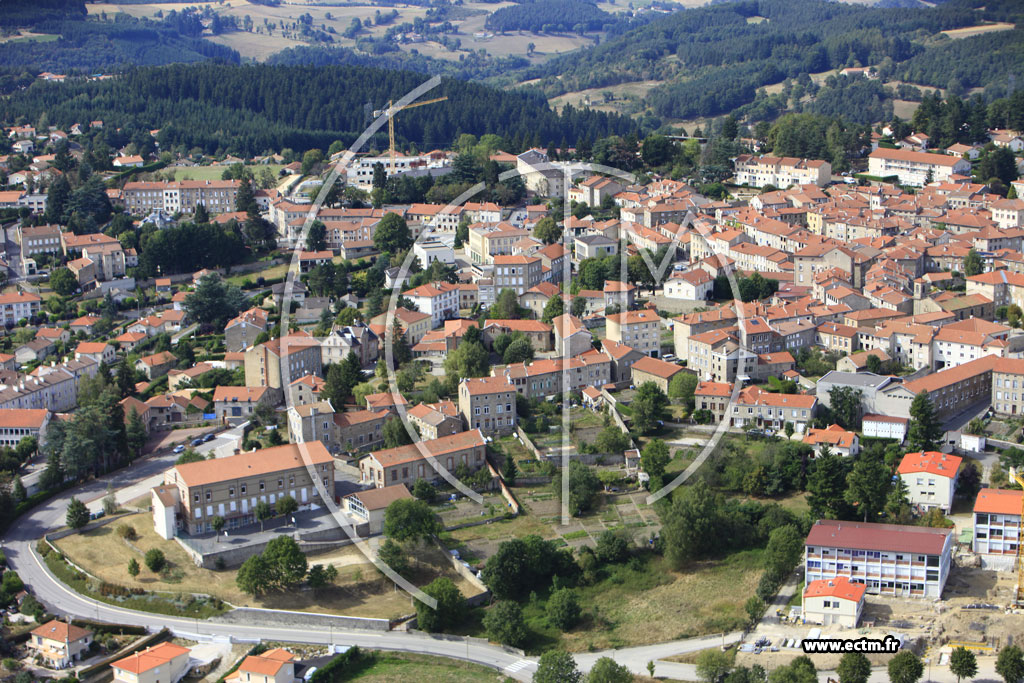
(541, 294, 564, 323)
(696, 648, 733, 683)
(668, 371, 698, 405)
(412, 478, 436, 502)
(807, 452, 849, 519)
(534, 650, 582, 683)
(907, 390, 942, 452)
(144, 548, 166, 573)
(745, 595, 766, 626)
(828, 386, 863, 431)
(415, 577, 464, 633)
(888, 651, 923, 683)
(126, 408, 146, 460)
(503, 337, 535, 364)
(443, 341, 488, 381)
(547, 588, 581, 630)
(306, 220, 327, 252)
(66, 497, 89, 530)
(595, 530, 629, 564)
(236, 554, 274, 596)
(306, 564, 337, 591)
(263, 536, 308, 586)
(557, 461, 602, 517)
(211, 515, 225, 541)
(184, 274, 246, 328)
(997, 646, 1024, 683)
(50, 267, 78, 296)
(374, 213, 412, 256)
(641, 438, 671, 483)
(301, 149, 323, 175)
(845, 455, 889, 522)
(255, 500, 272, 531)
(571, 295, 587, 318)
(383, 498, 441, 543)
(491, 288, 523, 320)
(277, 494, 298, 517)
(632, 382, 668, 434)
(127, 558, 140, 578)
(534, 216, 560, 245)
(377, 538, 410, 575)
(484, 600, 528, 647)
(837, 652, 871, 683)
(964, 248, 983, 277)
(950, 646, 977, 683)
(501, 456, 518, 485)
(588, 657, 633, 683)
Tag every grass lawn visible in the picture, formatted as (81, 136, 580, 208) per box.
(225, 262, 290, 287)
(462, 550, 762, 653)
(168, 165, 285, 181)
(54, 513, 477, 619)
(344, 651, 506, 682)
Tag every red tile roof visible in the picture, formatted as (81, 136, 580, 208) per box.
(897, 451, 962, 478)
(973, 488, 1022, 516)
(804, 576, 866, 603)
(805, 519, 951, 555)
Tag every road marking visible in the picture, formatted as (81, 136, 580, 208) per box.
(504, 659, 530, 673)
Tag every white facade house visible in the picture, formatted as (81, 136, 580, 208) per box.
(663, 269, 714, 300)
(734, 154, 831, 188)
(861, 414, 908, 443)
(897, 451, 961, 513)
(972, 488, 1021, 563)
(802, 577, 866, 628)
(402, 281, 460, 328)
(867, 148, 971, 187)
(413, 239, 455, 266)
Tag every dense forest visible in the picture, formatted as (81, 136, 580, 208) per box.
(484, 0, 612, 33)
(0, 63, 637, 157)
(0, 11, 240, 73)
(523, 0, 1024, 121)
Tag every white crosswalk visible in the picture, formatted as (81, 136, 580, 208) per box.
(504, 659, 531, 673)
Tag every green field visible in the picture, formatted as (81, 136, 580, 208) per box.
(170, 164, 285, 181)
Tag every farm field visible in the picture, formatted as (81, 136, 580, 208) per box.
(941, 22, 1016, 39)
(169, 164, 285, 182)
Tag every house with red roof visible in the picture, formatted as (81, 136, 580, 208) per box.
(111, 642, 191, 683)
(802, 576, 866, 628)
(898, 451, 961, 512)
(802, 424, 860, 458)
(29, 620, 92, 668)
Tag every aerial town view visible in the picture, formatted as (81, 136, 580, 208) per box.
(0, 0, 1023, 681)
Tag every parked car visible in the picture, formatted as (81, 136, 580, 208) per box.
(190, 438, 203, 447)
(173, 445, 186, 453)
(202, 433, 216, 443)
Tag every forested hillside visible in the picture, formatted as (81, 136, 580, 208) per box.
(0, 10, 240, 73)
(526, 0, 1024, 121)
(0, 63, 637, 156)
(484, 0, 613, 33)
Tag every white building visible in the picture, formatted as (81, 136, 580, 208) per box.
(402, 281, 460, 328)
(805, 519, 954, 598)
(663, 268, 714, 300)
(413, 239, 455, 267)
(734, 154, 831, 188)
(861, 414, 908, 443)
(802, 576, 866, 628)
(972, 487, 1021, 562)
(867, 148, 971, 187)
(897, 451, 961, 513)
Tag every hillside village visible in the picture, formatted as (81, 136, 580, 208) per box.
(1, 105, 1024, 682)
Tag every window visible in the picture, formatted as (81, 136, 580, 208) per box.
(241, 484, 247, 495)
(259, 482, 265, 491)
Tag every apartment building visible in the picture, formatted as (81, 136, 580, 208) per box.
(730, 385, 817, 433)
(992, 357, 1024, 415)
(482, 319, 553, 352)
(244, 332, 322, 390)
(155, 441, 335, 536)
(867, 148, 971, 187)
(224, 308, 270, 353)
(0, 291, 41, 325)
(358, 429, 487, 489)
(0, 404, 48, 449)
(122, 179, 240, 215)
(802, 577, 866, 629)
(734, 155, 831, 188)
(972, 488, 1021, 560)
(498, 351, 613, 399)
(605, 309, 661, 357)
(603, 280, 636, 310)
(17, 224, 61, 257)
(898, 451, 961, 512)
(458, 376, 517, 435)
(402, 281, 460, 328)
(492, 254, 543, 296)
(574, 233, 618, 261)
(553, 314, 592, 358)
(805, 519, 954, 598)
(467, 223, 531, 264)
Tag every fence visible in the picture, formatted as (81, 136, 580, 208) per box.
(515, 427, 543, 460)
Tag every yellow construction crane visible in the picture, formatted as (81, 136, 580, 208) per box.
(1011, 467, 1024, 605)
(374, 95, 448, 175)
